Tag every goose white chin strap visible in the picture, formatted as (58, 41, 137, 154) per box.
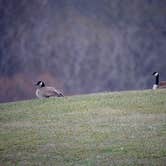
(154, 72, 159, 77)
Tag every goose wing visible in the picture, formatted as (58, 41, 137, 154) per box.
(42, 87, 64, 97)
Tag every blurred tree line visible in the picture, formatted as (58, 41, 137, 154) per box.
(0, 0, 166, 102)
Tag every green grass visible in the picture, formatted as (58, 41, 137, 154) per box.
(0, 89, 166, 166)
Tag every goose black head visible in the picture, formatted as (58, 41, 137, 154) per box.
(35, 81, 45, 87)
(152, 72, 159, 77)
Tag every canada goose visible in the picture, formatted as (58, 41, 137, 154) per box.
(35, 81, 64, 98)
(152, 72, 166, 90)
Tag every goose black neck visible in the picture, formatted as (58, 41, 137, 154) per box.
(155, 75, 159, 85)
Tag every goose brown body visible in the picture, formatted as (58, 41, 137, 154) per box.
(158, 81, 166, 88)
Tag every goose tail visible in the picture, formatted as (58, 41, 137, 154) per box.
(58, 92, 64, 97)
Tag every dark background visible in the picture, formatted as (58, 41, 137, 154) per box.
(0, 0, 166, 103)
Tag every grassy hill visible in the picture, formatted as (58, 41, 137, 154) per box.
(0, 90, 166, 166)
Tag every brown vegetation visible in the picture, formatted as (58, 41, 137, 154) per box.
(0, 72, 62, 102)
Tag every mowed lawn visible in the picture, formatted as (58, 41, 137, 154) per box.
(0, 90, 166, 166)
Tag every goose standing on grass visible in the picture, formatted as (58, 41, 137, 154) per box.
(152, 72, 166, 90)
(35, 81, 64, 98)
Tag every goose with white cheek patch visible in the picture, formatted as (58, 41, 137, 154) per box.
(152, 72, 166, 90)
(35, 81, 64, 98)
